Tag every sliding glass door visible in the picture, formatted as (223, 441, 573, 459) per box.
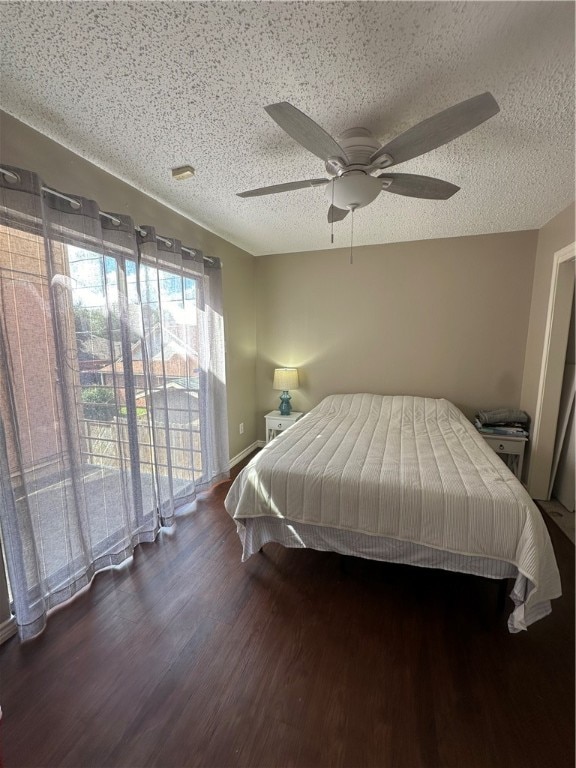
(67, 248, 204, 526)
(0, 166, 228, 640)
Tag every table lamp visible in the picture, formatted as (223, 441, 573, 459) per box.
(273, 367, 299, 416)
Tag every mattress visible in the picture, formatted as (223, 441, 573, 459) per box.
(225, 393, 562, 632)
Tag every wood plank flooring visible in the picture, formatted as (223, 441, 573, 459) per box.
(1, 455, 574, 768)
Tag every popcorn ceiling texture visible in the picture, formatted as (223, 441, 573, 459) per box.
(0, 1, 573, 256)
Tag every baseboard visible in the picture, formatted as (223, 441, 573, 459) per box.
(0, 615, 16, 645)
(229, 441, 261, 469)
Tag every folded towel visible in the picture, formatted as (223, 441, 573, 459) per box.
(476, 408, 529, 426)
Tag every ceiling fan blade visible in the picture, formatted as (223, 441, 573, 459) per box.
(379, 173, 460, 199)
(237, 178, 328, 198)
(327, 205, 350, 223)
(371, 92, 500, 167)
(265, 102, 346, 162)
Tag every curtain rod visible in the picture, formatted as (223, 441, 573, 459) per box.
(0, 167, 215, 266)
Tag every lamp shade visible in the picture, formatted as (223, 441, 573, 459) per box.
(273, 367, 299, 391)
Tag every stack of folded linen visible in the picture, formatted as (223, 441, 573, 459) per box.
(474, 408, 529, 437)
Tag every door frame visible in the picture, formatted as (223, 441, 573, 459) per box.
(527, 241, 576, 499)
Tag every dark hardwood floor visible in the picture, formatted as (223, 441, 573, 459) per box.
(1, 455, 574, 768)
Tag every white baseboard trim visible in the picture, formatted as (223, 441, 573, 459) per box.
(229, 441, 262, 469)
(0, 615, 16, 645)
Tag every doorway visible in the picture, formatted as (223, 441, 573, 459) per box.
(549, 285, 575, 507)
(527, 241, 576, 500)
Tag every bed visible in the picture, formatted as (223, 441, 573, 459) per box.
(225, 394, 561, 632)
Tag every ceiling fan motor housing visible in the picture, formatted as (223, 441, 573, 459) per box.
(337, 127, 380, 165)
(324, 128, 385, 210)
(239, 94, 501, 210)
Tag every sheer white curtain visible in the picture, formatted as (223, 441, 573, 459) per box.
(0, 165, 228, 640)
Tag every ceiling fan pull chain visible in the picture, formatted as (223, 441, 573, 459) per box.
(350, 208, 354, 265)
(331, 181, 335, 244)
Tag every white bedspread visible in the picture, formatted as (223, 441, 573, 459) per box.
(225, 394, 562, 632)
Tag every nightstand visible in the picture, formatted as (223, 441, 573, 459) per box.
(265, 410, 304, 443)
(480, 434, 528, 480)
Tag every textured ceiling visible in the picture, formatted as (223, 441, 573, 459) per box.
(1, 1, 574, 256)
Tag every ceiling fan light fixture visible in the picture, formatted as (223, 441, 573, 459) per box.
(325, 172, 382, 211)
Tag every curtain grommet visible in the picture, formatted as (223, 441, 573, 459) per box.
(1, 169, 20, 185)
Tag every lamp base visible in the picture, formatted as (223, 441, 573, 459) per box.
(278, 391, 292, 416)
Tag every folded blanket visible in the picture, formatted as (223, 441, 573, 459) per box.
(477, 408, 529, 425)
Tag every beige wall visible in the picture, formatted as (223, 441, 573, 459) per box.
(255, 231, 538, 440)
(0, 111, 257, 459)
(2, 109, 572, 465)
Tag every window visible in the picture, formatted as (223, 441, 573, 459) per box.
(0, 167, 228, 639)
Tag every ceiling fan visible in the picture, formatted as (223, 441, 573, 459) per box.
(237, 93, 500, 222)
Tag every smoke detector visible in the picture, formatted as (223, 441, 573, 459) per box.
(171, 165, 195, 180)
